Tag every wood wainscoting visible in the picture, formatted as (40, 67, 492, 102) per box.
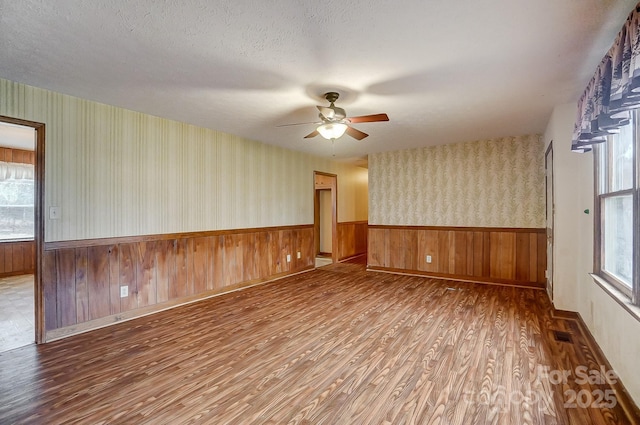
(0, 240, 35, 277)
(42, 225, 314, 340)
(337, 220, 367, 260)
(368, 225, 546, 288)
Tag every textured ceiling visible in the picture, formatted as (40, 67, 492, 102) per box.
(0, 1, 636, 163)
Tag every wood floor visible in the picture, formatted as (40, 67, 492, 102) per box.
(0, 259, 636, 424)
(0, 274, 34, 352)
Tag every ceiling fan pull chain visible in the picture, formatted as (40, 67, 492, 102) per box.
(332, 138, 336, 156)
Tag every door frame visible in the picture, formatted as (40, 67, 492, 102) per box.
(0, 115, 45, 344)
(313, 171, 337, 264)
(545, 141, 554, 302)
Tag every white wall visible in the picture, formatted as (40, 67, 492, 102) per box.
(543, 103, 640, 404)
(0, 78, 368, 241)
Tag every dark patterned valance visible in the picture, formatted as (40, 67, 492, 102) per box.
(573, 4, 640, 152)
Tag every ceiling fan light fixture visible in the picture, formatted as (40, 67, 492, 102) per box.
(317, 122, 348, 140)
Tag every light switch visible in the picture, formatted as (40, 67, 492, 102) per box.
(49, 206, 60, 220)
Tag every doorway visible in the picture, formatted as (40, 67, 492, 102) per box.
(318, 190, 332, 256)
(0, 116, 45, 349)
(545, 142, 554, 302)
(313, 171, 337, 266)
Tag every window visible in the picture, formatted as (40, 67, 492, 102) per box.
(0, 161, 35, 241)
(594, 111, 638, 305)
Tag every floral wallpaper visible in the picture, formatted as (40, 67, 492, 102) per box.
(369, 135, 545, 228)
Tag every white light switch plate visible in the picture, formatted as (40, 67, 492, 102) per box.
(49, 206, 60, 220)
(120, 286, 128, 298)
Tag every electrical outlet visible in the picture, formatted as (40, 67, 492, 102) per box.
(120, 286, 128, 298)
(286, 254, 291, 263)
(426, 255, 432, 263)
(297, 251, 301, 259)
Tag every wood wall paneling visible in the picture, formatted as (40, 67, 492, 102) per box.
(536, 232, 546, 285)
(368, 226, 546, 288)
(108, 245, 121, 315)
(0, 241, 36, 277)
(489, 232, 516, 281)
(42, 250, 57, 331)
(189, 238, 206, 295)
(241, 233, 256, 282)
(155, 240, 172, 304)
(367, 228, 385, 267)
(41, 225, 315, 338)
(119, 243, 138, 311)
(279, 230, 291, 273)
(256, 232, 270, 280)
(56, 249, 77, 328)
(335, 221, 367, 261)
(87, 246, 110, 321)
(515, 233, 531, 282)
(211, 236, 225, 291)
(137, 241, 158, 308)
(438, 231, 451, 274)
(75, 247, 89, 323)
(174, 239, 189, 299)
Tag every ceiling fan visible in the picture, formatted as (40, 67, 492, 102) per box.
(278, 92, 389, 141)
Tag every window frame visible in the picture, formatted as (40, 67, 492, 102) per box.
(593, 110, 640, 306)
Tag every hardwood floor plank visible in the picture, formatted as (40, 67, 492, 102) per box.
(0, 262, 636, 424)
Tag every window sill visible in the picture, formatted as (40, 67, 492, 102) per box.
(0, 238, 34, 244)
(589, 273, 640, 324)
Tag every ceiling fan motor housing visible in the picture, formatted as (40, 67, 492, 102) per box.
(324, 92, 340, 103)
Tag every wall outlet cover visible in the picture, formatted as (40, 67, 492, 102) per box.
(120, 286, 128, 298)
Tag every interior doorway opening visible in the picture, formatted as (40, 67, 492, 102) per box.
(0, 116, 45, 350)
(318, 189, 332, 257)
(314, 171, 337, 267)
(545, 142, 554, 303)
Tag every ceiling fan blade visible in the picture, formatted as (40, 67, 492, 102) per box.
(348, 113, 389, 124)
(276, 121, 321, 127)
(317, 106, 335, 120)
(346, 126, 368, 140)
(304, 130, 319, 139)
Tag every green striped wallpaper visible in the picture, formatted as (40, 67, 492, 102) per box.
(0, 78, 368, 242)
